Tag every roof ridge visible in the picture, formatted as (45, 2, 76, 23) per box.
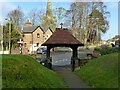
(23, 25, 44, 33)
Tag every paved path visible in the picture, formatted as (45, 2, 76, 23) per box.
(53, 65, 91, 88)
(36, 51, 92, 88)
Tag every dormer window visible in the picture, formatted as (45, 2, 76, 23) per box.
(37, 33, 40, 38)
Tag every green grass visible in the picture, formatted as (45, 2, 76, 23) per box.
(75, 53, 119, 88)
(2, 54, 67, 88)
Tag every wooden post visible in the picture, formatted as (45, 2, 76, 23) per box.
(18, 38, 23, 54)
(71, 46, 78, 72)
(46, 46, 52, 69)
(72, 47, 77, 58)
(46, 46, 50, 58)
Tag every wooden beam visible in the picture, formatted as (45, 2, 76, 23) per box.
(46, 46, 51, 58)
(71, 46, 78, 72)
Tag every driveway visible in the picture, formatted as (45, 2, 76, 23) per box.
(51, 50, 93, 66)
(51, 51, 72, 66)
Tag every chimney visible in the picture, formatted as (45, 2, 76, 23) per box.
(25, 19, 31, 27)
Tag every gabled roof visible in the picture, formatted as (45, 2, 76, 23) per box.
(23, 26, 44, 33)
(22, 26, 53, 34)
(42, 27, 53, 33)
(42, 28, 84, 46)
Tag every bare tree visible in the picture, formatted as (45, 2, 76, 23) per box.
(64, 2, 110, 45)
(7, 6, 24, 29)
(37, 10, 45, 25)
(53, 7, 66, 27)
(28, 9, 38, 26)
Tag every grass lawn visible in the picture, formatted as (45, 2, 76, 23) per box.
(2, 54, 67, 88)
(75, 53, 119, 88)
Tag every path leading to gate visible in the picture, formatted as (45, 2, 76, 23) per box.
(52, 65, 91, 88)
(35, 50, 93, 88)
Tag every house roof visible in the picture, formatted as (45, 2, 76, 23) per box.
(42, 27, 53, 33)
(22, 26, 53, 33)
(42, 28, 84, 47)
(22, 26, 43, 33)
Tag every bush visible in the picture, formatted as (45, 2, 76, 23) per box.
(94, 46, 120, 55)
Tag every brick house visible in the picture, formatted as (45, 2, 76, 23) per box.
(21, 20, 53, 54)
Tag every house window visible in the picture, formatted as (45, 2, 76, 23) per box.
(45, 38, 47, 40)
(36, 43, 39, 47)
(37, 33, 40, 38)
(30, 41, 32, 44)
(24, 43, 27, 47)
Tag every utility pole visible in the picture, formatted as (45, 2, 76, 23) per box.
(2, 24, 3, 54)
(0, 24, 4, 54)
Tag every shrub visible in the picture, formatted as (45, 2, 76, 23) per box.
(94, 46, 120, 55)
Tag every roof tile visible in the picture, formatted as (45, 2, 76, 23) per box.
(42, 28, 84, 46)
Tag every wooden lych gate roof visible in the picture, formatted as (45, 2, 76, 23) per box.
(42, 28, 84, 47)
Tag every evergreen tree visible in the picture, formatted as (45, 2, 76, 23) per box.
(41, 0, 56, 32)
(3, 23, 21, 50)
(88, 8, 109, 44)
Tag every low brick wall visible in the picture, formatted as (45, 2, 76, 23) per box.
(11, 48, 28, 54)
(11, 48, 19, 54)
(22, 48, 29, 54)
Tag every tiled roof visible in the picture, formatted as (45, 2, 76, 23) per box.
(42, 28, 84, 46)
(42, 27, 53, 33)
(23, 26, 42, 33)
(22, 26, 53, 33)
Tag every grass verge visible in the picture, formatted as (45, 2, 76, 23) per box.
(2, 54, 67, 88)
(75, 53, 119, 88)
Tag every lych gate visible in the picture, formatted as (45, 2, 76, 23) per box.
(41, 28, 84, 71)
